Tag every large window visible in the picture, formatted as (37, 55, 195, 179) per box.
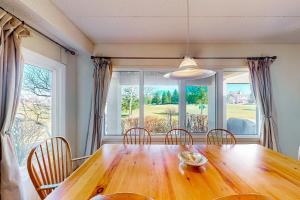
(185, 77, 216, 134)
(144, 72, 179, 134)
(106, 72, 140, 135)
(105, 70, 216, 135)
(11, 50, 65, 166)
(105, 69, 259, 137)
(105, 69, 258, 137)
(186, 85, 208, 133)
(223, 71, 257, 135)
(12, 64, 52, 166)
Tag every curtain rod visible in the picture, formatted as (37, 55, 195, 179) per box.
(91, 56, 277, 60)
(0, 6, 76, 55)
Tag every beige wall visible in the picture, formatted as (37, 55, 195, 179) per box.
(92, 43, 300, 158)
(77, 54, 93, 156)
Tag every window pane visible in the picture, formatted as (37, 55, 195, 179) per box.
(12, 64, 52, 166)
(185, 76, 216, 134)
(106, 72, 140, 135)
(224, 71, 257, 135)
(144, 72, 178, 134)
(186, 85, 209, 133)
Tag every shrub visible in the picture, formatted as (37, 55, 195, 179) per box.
(186, 114, 208, 133)
(121, 117, 139, 133)
(122, 115, 178, 134)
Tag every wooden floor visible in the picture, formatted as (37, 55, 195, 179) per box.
(46, 144, 300, 200)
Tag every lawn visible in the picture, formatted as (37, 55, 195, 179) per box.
(226, 104, 256, 121)
(122, 104, 256, 122)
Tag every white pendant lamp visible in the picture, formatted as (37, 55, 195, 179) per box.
(179, 56, 197, 69)
(164, 0, 215, 80)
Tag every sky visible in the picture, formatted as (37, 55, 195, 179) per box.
(144, 85, 178, 91)
(123, 83, 252, 95)
(226, 83, 252, 94)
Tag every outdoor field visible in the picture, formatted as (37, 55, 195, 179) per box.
(122, 103, 256, 122)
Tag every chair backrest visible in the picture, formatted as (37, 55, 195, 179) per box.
(90, 193, 153, 200)
(165, 128, 193, 145)
(123, 127, 151, 144)
(215, 194, 272, 200)
(207, 129, 236, 145)
(27, 137, 73, 199)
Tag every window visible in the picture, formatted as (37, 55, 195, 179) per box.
(106, 71, 140, 135)
(144, 72, 179, 134)
(185, 77, 216, 134)
(186, 85, 208, 133)
(223, 71, 258, 135)
(105, 70, 216, 136)
(105, 69, 259, 138)
(11, 50, 65, 166)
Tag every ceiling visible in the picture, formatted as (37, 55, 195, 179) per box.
(50, 0, 300, 44)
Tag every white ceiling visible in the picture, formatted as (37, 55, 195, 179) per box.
(51, 0, 300, 43)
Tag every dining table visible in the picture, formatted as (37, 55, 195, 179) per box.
(45, 144, 300, 200)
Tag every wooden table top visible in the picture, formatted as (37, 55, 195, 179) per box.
(46, 144, 300, 200)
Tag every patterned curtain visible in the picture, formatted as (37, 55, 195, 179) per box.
(85, 58, 112, 155)
(0, 9, 30, 200)
(247, 57, 278, 151)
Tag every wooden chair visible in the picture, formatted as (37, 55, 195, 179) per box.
(90, 193, 153, 200)
(206, 129, 236, 145)
(215, 194, 272, 200)
(27, 136, 90, 199)
(123, 127, 151, 144)
(165, 128, 193, 145)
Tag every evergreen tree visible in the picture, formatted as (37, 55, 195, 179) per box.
(161, 91, 168, 104)
(171, 89, 179, 104)
(151, 92, 161, 105)
(166, 91, 172, 104)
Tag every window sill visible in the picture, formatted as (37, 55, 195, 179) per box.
(103, 135, 260, 144)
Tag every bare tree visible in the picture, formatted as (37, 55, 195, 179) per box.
(12, 64, 52, 165)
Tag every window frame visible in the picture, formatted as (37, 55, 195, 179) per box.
(22, 48, 66, 138)
(220, 68, 261, 139)
(103, 67, 260, 143)
(16, 48, 66, 172)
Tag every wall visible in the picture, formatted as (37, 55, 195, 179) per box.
(77, 54, 93, 156)
(93, 43, 300, 159)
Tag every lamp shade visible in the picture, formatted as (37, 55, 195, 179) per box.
(163, 68, 216, 80)
(179, 56, 198, 69)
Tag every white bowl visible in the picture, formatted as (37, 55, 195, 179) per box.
(178, 151, 208, 167)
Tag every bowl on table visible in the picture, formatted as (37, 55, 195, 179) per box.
(178, 151, 208, 167)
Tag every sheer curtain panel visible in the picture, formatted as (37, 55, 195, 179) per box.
(0, 9, 30, 200)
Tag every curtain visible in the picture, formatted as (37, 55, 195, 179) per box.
(0, 10, 30, 200)
(85, 58, 112, 155)
(247, 57, 278, 151)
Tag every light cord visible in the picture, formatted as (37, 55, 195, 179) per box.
(186, 0, 190, 56)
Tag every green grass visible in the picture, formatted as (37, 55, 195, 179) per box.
(122, 104, 179, 120)
(186, 104, 208, 115)
(122, 103, 256, 122)
(226, 104, 256, 121)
